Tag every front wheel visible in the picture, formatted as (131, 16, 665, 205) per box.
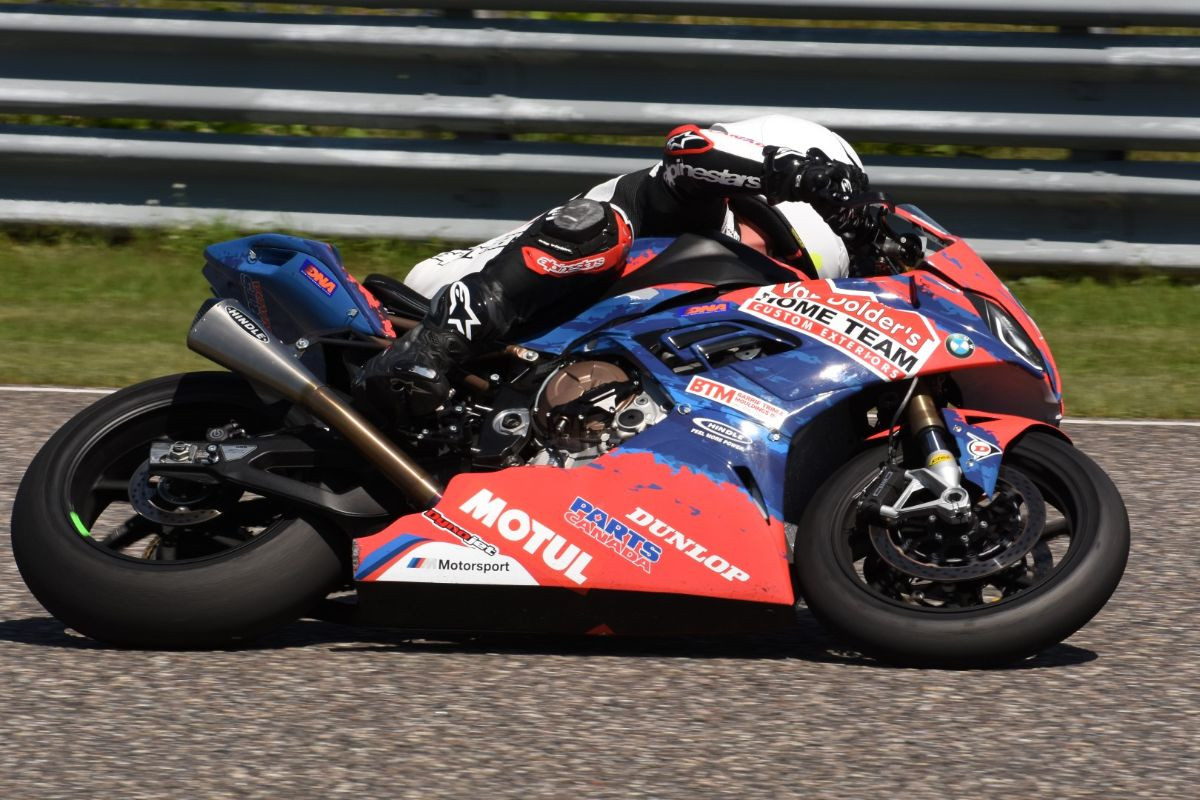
(11, 372, 348, 647)
(794, 432, 1129, 667)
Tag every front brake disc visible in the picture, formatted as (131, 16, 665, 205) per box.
(867, 468, 1046, 582)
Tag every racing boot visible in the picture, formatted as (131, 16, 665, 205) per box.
(357, 197, 630, 424)
(355, 274, 506, 423)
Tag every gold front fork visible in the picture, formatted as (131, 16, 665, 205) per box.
(906, 380, 962, 488)
(875, 379, 973, 525)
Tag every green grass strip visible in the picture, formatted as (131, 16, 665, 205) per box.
(1, 227, 1196, 418)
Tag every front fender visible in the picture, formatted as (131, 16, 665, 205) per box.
(942, 408, 1069, 495)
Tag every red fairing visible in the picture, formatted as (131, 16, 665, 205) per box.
(344, 272, 397, 338)
(895, 207, 1063, 396)
(520, 213, 632, 278)
(869, 409, 1069, 447)
(664, 124, 715, 157)
(619, 250, 659, 277)
(956, 409, 1070, 449)
(355, 451, 795, 605)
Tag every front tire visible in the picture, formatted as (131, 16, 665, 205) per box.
(794, 432, 1129, 667)
(11, 372, 348, 647)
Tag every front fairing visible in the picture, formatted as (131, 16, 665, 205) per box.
(522, 221, 1062, 424)
(498, 262, 1058, 534)
(518, 283, 703, 354)
(525, 274, 1059, 420)
(895, 207, 1063, 399)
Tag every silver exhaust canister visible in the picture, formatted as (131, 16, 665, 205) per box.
(187, 300, 443, 508)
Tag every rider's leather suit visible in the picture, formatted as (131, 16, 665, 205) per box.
(356, 117, 871, 420)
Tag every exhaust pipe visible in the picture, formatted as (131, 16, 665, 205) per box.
(187, 300, 443, 508)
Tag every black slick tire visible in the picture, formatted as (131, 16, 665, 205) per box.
(793, 432, 1129, 667)
(11, 372, 348, 647)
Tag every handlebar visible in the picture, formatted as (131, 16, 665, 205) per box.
(835, 193, 927, 275)
(877, 227, 926, 270)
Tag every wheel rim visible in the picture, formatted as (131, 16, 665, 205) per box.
(833, 454, 1085, 613)
(63, 393, 293, 565)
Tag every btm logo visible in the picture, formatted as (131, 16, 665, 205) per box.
(564, 497, 663, 573)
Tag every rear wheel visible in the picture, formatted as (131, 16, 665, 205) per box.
(794, 432, 1129, 666)
(11, 372, 348, 647)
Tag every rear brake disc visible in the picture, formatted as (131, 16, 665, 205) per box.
(127, 460, 223, 526)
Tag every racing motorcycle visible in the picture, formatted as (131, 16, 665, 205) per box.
(11, 204, 1129, 666)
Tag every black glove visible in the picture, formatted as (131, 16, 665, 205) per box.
(762, 146, 869, 207)
(826, 193, 894, 249)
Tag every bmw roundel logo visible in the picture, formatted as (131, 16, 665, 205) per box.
(946, 333, 975, 358)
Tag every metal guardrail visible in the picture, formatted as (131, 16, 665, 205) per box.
(0, 4, 1198, 270)
(3, 12, 1198, 148)
(235, 0, 1200, 28)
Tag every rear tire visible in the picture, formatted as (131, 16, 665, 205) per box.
(794, 432, 1129, 667)
(11, 372, 348, 647)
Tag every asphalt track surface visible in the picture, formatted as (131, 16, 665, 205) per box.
(1, 389, 1196, 799)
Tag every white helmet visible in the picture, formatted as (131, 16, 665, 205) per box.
(712, 115, 863, 279)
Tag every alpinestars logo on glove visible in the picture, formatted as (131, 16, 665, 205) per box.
(446, 281, 480, 340)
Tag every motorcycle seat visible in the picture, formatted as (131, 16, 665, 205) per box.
(363, 273, 431, 321)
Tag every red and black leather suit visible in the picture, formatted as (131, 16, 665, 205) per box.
(357, 124, 869, 419)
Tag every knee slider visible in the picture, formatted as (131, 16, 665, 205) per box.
(521, 199, 631, 277)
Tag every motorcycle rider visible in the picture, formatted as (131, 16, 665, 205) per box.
(358, 115, 878, 420)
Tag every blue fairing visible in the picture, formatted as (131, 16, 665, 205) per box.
(511, 236, 1052, 517)
(550, 321, 854, 520)
(202, 233, 389, 342)
(519, 286, 696, 353)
